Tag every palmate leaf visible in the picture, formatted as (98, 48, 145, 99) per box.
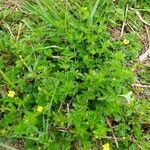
(119, 91, 134, 104)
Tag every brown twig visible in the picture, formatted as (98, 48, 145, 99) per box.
(139, 48, 150, 62)
(67, 103, 70, 128)
(102, 136, 125, 141)
(131, 137, 143, 149)
(145, 25, 150, 47)
(51, 56, 62, 59)
(0, 13, 10, 26)
(106, 117, 119, 148)
(5, 23, 14, 38)
(120, 4, 128, 38)
(16, 22, 23, 41)
(139, 25, 150, 61)
(132, 84, 150, 88)
(135, 10, 150, 26)
(56, 126, 72, 132)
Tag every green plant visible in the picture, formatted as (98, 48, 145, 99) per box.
(0, 0, 149, 149)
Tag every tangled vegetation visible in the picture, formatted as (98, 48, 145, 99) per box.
(0, 0, 149, 149)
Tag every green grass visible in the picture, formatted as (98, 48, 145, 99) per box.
(0, 0, 150, 149)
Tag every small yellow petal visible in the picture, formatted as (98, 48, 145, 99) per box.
(123, 39, 129, 45)
(37, 106, 43, 112)
(8, 91, 15, 98)
(102, 143, 110, 150)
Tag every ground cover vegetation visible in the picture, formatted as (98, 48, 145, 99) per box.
(0, 0, 150, 149)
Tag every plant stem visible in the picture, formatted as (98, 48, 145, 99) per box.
(0, 69, 15, 88)
(0, 142, 17, 150)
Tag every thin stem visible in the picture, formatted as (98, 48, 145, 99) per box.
(0, 69, 15, 88)
(120, 4, 128, 38)
(0, 142, 17, 150)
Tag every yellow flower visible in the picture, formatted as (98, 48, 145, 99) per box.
(37, 106, 43, 112)
(123, 39, 129, 45)
(102, 143, 110, 150)
(8, 91, 15, 98)
(1, 129, 7, 136)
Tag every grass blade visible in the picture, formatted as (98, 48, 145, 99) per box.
(88, 0, 101, 25)
(0, 69, 15, 88)
(0, 142, 17, 150)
